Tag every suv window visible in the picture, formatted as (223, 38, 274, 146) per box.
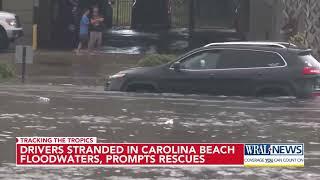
(217, 50, 285, 69)
(180, 50, 222, 70)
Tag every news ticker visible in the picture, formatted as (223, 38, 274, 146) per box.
(16, 137, 304, 167)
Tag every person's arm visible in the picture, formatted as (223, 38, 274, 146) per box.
(97, 17, 105, 22)
(90, 17, 104, 24)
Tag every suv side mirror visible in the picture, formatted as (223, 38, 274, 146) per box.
(172, 62, 181, 72)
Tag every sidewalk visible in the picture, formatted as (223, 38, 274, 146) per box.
(0, 50, 144, 86)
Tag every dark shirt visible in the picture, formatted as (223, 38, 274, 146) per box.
(90, 15, 104, 32)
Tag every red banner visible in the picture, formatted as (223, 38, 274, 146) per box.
(16, 144, 244, 166)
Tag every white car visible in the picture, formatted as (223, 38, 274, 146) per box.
(0, 11, 23, 49)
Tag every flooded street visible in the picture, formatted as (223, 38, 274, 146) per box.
(0, 84, 319, 179)
(2, 0, 320, 178)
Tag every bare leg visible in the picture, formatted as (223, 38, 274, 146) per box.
(76, 42, 82, 54)
(83, 40, 89, 53)
(96, 32, 103, 52)
(88, 32, 95, 54)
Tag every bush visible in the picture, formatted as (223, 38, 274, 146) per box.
(137, 54, 176, 67)
(289, 32, 307, 48)
(0, 63, 14, 79)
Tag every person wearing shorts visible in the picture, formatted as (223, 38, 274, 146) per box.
(76, 9, 90, 55)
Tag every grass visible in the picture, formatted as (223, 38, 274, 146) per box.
(0, 63, 14, 80)
(137, 54, 176, 67)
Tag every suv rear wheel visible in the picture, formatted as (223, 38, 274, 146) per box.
(296, 81, 315, 98)
(255, 86, 294, 97)
(0, 27, 9, 49)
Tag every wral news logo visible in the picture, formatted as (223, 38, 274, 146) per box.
(244, 144, 304, 167)
(245, 144, 304, 155)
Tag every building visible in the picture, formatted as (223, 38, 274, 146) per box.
(0, 0, 285, 49)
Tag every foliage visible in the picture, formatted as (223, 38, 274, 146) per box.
(289, 32, 307, 48)
(0, 63, 14, 79)
(137, 54, 176, 67)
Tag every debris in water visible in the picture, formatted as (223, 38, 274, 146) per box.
(164, 119, 174, 125)
(37, 96, 50, 103)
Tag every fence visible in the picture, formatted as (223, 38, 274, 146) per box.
(111, 0, 191, 28)
(112, 0, 133, 27)
(170, 0, 190, 28)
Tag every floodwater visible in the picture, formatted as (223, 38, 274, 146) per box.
(0, 84, 319, 179)
(102, 29, 190, 54)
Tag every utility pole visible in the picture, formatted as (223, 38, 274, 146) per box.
(33, 0, 39, 50)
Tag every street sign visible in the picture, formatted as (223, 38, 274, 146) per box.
(15, 45, 33, 64)
(15, 45, 34, 83)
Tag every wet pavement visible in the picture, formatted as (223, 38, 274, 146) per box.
(1, 28, 190, 55)
(0, 84, 319, 179)
(1, 28, 241, 56)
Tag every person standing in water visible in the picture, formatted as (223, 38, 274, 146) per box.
(76, 8, 90, 55)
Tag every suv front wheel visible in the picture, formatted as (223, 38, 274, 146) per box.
(126, 83, 157, 93)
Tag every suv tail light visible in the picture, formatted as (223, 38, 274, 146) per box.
(303, 67, 320, 75)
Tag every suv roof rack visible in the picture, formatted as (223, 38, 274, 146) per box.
(204, 42, 297, 49)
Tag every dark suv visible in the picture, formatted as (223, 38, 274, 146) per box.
(106, 42, 320, 98)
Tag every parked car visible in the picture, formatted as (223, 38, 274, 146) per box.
(0, 11, 23, 49)
(105, 42, 320, 98)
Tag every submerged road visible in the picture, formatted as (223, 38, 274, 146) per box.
(0, 84, 319, 179)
